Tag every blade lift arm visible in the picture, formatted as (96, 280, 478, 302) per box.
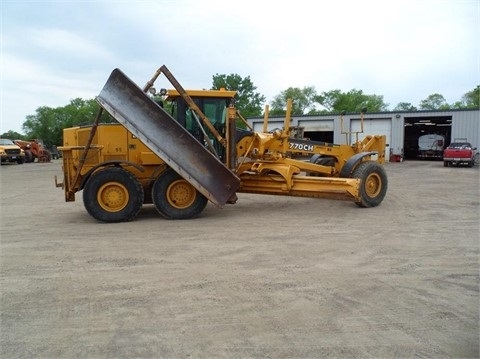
(143, 65, 226, 148)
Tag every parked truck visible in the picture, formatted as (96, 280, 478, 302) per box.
(55, 66, 388, 222)
(418, 134, 445, 160)
(443, 139, 478, 167)
(0, 138, 25, 164)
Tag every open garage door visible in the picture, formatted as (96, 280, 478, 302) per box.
(299, 119, 334, 142)
(404, 116, 452, 160)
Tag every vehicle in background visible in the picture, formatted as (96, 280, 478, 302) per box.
(48, 145, 61, 160)
(443, 139, 478, 167)
(418, 134, 444, 160)
(13, 139, 52, 163)
(0, 138, 26, 164)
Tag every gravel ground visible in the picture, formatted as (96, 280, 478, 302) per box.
(1, 160, 479, 358)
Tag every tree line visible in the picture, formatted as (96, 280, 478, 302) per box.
(2, 73, 478, 148)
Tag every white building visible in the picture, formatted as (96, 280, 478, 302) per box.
(247, 109, 480, 161)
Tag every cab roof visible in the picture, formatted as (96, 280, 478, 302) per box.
(166, 88, 236, 100)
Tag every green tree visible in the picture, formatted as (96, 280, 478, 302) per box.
(418, 93, 450, 110)
(1, 130, 25, 140)
(451, 85, 480, 109)
(22, 98, 113, 147)
(270, 86, 317, 116)
(315, 89, 389, 113)
(211, 73, 266, 118)
(393, 102, 417, 111)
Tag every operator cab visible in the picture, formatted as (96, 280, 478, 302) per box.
(163, 89, 236, 160)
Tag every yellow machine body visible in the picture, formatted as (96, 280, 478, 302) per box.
(56, 66, 388, 222)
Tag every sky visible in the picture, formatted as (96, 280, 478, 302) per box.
(1, 0, 479, 134)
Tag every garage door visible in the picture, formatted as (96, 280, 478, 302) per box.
(351, 119, 391, 161)
(253, 121, 284, 133)
(298, 119, 334, 131)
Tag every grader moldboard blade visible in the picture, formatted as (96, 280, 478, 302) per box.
(96, 68, 240, 207)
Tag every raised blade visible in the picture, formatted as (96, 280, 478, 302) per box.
(96, 68, 240, 207)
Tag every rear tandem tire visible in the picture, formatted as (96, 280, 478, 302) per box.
(152, 169, 208, 219)
(352, 161, 388, 208)
(83, 167, 144, 223)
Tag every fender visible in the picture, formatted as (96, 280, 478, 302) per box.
(339, 152, 377, 178)
(79, 160, 145, 190)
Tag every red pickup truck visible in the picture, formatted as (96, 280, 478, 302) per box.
(443, 139, 478, 167)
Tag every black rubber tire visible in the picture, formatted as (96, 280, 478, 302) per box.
(311, 155, 335, 167)
(352, 161, 388, 208)
(152, 169, 208, 219)
(25, 150, 34, 163)
(17, 157, 25, 164)
(83, 167, 144, 223)
(443, 161, 449, 167)
(309, 155, 335, 176)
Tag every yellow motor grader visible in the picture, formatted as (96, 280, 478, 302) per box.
(56, 65, 388, 222)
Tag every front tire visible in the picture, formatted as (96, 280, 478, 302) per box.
(152, 169, 208, 219)
(83, 167, 143, 222)
(24, 150, 34, 163)
(352, 161, 388, 208)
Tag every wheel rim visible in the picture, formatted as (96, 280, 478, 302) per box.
(97, 181, 129, 212)
(365, 172, 382, 197)
(166, 179, 196, 209)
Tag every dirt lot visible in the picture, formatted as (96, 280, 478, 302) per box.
(1, 160, 479, 358)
